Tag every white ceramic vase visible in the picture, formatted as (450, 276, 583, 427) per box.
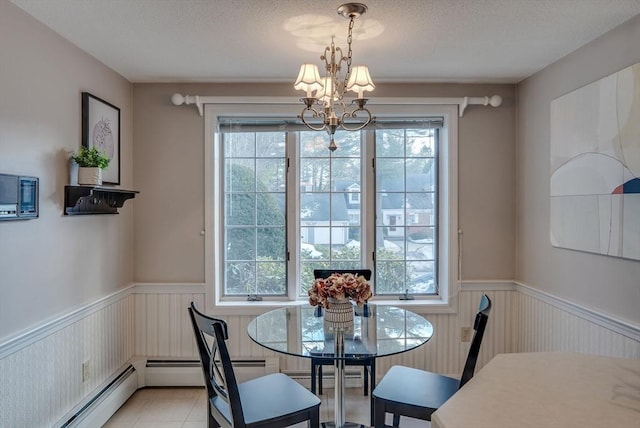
(78, 167, 102, 185)
(69, 159, 79, 185)
(324, 297, 354, 332)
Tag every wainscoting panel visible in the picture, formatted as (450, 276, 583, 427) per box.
(3, 281, 637, 427)
(131, 284, 637, 383)
(517, 285, 640, 358)
(371, 289, 520, 380)
(131, 286, 519, 381)
(134, 287, 204, 358)
(0, 290, 135, 428)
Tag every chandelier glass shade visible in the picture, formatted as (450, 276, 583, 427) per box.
(294, 3, 375, 151)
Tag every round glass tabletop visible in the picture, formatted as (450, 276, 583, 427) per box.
(247, 304, 433, 360)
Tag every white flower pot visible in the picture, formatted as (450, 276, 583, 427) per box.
(78, 167, 102, 185)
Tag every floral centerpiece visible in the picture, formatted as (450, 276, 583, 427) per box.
(308, 272, 372, 308)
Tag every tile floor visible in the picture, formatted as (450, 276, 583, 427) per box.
(103, 386, 430, 428)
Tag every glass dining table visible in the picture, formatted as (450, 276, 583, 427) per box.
(247, 304, 434, 428)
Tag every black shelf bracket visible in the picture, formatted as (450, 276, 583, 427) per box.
(64, 185, 138, 215)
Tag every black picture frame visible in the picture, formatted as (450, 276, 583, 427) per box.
(82, 92, 120, 185)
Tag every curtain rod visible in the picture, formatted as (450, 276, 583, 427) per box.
(170, 93, 502, 118)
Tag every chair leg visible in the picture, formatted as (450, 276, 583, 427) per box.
(392, 414, 400, 427)
(311, 361, 317, 394)
(370, 359, 376, 392)
(309, 406, 320, 428)
(373, 398, 386, 428)
(369, 360, 376, 425)
(370, 400, 375, 428)
(363, 365, 369, 396)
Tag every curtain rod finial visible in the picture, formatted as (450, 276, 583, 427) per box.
(171, 93, 203, 116)
(489, 95, 502, 107)
(171, 93, 185, 105)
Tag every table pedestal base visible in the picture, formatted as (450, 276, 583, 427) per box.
(321, 422, 367, 428)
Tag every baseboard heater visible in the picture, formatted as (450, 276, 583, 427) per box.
(145, 357, 279, 386)
(284, 369, 364, 389)
(55, 364, 138, 428)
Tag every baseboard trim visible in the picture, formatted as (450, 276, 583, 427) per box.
(55, 364, 137, 428)
(143, 357, 279, 387)
(284, 369, 364, 389)
(145, 359, 203, 387)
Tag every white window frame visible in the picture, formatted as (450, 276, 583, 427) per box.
(204, 99, 458, 315)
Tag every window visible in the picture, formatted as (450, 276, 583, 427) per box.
(206, 102, 458, 308)
(374, 127, 438, 296)
(223, 132, 287, 296)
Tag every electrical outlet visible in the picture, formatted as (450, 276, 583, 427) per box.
(82, 360, 90, 382)
(461, 327, 472, 342)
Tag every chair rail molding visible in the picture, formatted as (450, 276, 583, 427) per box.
(0, 284, 135, 359)
(515, 281, 640, 342)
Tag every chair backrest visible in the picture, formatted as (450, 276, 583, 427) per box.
(313, 269, 372, 280)
(188, 302, 244, 427)
(459, 294, 492, 388)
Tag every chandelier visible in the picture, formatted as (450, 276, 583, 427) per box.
(294, 3, 375, 151)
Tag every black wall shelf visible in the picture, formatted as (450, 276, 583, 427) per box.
(64, 185, 138, 215)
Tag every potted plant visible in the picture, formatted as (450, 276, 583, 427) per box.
(70, 146, 110, 185)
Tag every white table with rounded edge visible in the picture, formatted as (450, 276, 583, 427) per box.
(431, 352, 640, 428)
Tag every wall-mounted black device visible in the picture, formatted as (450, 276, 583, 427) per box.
(0, 173, 39, 220)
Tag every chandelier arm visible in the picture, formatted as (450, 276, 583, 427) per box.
(299, 107, 329, 132)
(339, 107, 373, 132)
(321, 46, 331, 68)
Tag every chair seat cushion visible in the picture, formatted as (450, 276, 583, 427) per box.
(211, 373, 321, 425)
(372, 365, 460, 410)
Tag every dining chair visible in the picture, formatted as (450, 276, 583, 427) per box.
(371, 293, 492, 427)
(188, 302, 321, 428)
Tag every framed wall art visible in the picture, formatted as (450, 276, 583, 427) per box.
(550, 62, 639, 260)
(82, 92, 120, 185)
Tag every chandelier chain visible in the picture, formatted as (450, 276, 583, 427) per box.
(344, 16, 355, 93)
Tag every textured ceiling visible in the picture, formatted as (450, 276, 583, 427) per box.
(10, 0, 640, 84)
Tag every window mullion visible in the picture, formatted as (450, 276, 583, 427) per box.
(362, 130, 375, 272)
(287, 132, 300, 300)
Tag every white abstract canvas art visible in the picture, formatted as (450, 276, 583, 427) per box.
(550, 63, 640, 260)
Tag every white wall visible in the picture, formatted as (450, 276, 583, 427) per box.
(516, 15, 640, 325)
(132, 82, 516, 283)
(0, 1, 134, 341)
(0, 3, 135, 424)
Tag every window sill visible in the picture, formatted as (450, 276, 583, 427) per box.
(211, 296, 455, 316)
(210, 299, 305, 316)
